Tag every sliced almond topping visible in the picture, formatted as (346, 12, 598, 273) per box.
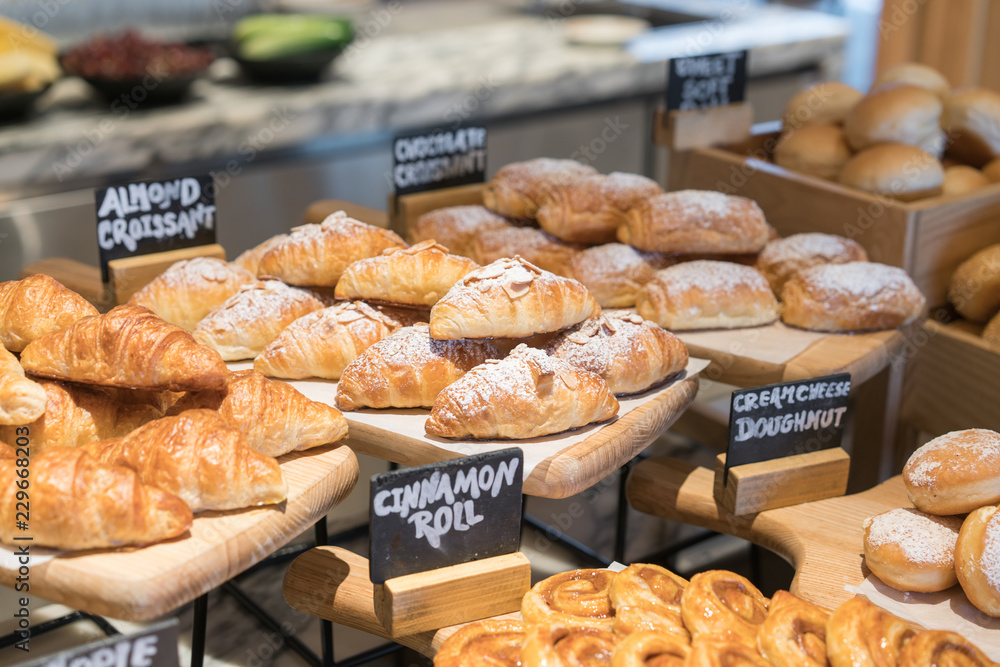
(567, 331, 591, 345)
(503, 280, 532, 299)
(559, 372, 580, 390)
(335, 310, 365, 324)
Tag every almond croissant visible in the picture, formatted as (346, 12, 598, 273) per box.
(0, 274, 98, 352)
(19, 304, 228, 392)
(0, 447, 192, 550)
(0, 344, 46, 425)
(83, 409, 286, 512)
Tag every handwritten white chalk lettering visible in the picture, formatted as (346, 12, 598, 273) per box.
(733, 407, 848, 442)
(731, 381, 850, 413)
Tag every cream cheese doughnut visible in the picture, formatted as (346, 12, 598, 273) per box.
(863, 508, 963, 593)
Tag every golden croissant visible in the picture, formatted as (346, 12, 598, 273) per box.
(0, 274, 98, 352)
(0, 344, 46, 425)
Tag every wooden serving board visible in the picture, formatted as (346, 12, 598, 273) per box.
(0, 444, 359, 621)
(626, 456, 909, 611)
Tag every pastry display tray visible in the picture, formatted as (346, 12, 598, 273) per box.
(228, 359, 706, 499)
(0, 444, 359, 621)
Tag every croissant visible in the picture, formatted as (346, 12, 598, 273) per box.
(430, 257, 601, 340)
(409, 205, 512, 258)
(0, 447, 192, 550)
(83, 409, 286, 512)
(231, 234, 287, 275)
(336, 324, 500, 410)
(255, 301, 422, 380)
(426, 344, 619, 440)
(0, 379, 162, 452)
(20, 305, 228, 392)
(0, 344, 46, 425)
(128, 257, 255, 331)
(467, 226, 583, 277)
(334, 241, 480, 307)
(536, 172, 663, 245)
(192, 280, 327, 361)
(0, 274, 98, 352)
(168, 370, 348, 457)
(483, 157, 599, 219)
(258, 211, 407, 286)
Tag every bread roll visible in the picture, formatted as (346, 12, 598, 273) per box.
(903, 428, 1000, 515)
(774, 125, 852, 181)
(636, 261, 780, 330)
(838, 143, 944, 201)
(843, 84, 944, 155)
(756, 233, 868, 296)
(483, 158, 598, 219)
(783, 82, 863, 130)
(949, 244, 1000, 322)
(942, 88, 1000, 167)
(863, 508, 963, 593)
(781, 261, 925, 332)
(954, 504, 1000, 617)
(873, 63, 950, 97)
(942, 165, 990, 196)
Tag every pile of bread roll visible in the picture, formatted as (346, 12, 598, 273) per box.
(415, 158, 926, 333)
(0, 273, 348, 552)
(434, 562, 996, 666)
(949, 244, 1000, 349)
(863, 428, 1000, 618)
(777, 62, 1000, 201)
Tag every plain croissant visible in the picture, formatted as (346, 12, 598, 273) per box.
(20, 304, 228, 392)
(169, 370, 348, 457)
(83, 409, 287, 512)
(0, 274, 98, 352)
(0, 447, 192, 550)
(0, 344, 46, 425)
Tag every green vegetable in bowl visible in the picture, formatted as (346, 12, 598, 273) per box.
(233, 14, 352, 61)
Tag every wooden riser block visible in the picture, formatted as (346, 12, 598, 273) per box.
(107, 243, 226, 305)
(713, 448, 850, 516)
(654, 103, 754, 152)
(389, 183, 485, 241)
(373, 552, 531, 637)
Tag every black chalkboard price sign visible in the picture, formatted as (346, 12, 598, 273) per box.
(21, 620, 180, 667)
(725, 373, 851, 483)
(94, 175, 217, 282)
(392, 126, 487, 196)
(369, 448, 523, 584)
(666, 50, 749, 112)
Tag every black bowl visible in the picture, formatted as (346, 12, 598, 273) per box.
(229, 41, 347, 84)
(0, 84, 51, 122)
(79, 73, 200, 107)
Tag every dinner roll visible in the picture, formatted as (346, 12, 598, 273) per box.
(872, 63, 950, 98)
(903, 429, 1000, 515)
(942, 165, 990, 196)
(844, 84, 944, 155)
(948, 244, 1000, 322)
(839, 144, 944, 201)
(783, 81, 863, 130)
(942, 88, 1000, 167)
(774, 125, 852, 181)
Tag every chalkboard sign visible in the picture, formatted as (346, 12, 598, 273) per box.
(666, 51, 748, 112)
(369, 448, 522, 584)
(21, 620, 179, 667)
(392, 126, 487, 196)
(95, 175, 217, 282)
(725, 373, 851, 483)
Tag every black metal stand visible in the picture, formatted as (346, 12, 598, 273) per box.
(0, 610, 120, 650)
(314, 519, 335, 667)
(189, 595, 209, 667)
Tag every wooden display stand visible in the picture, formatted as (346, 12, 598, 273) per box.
(713, 448, 850, 515)
(388, 183, 485, 239)
(373, 553, 530, 637)
(106, 243, 226, 304)
(652, 104, 754, 152)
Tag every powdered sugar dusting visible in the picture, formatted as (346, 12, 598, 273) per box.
(759, 233, 865, 266)
(653, 260, 770, 296)
(490, 158, 598, 194)
(363, 323, 498, 370)
(648, 190, 740, 220)
(864, 508, 961, 565)
(199, 280, 324, 330)
(438, 257, 559, 311)
(905, 429, 1000, 487)
(574, 244, 657, 276)
(601, 172, 662, 204)
(983, 510, 1000, 593)
(153, 257, 253, 289)
(547, 312, 650, 376)
(411, 206, 513, 254)
(796, 262, 918, 300)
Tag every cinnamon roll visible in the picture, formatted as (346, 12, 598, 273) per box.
(825, 597, 915, 667)
(522, 569, 617, 631)
(756, 590, 830, 667)
(610, 632, 690, 667)
(522, 621, 618, 667)
(680, 570, 769, 645)
(433, 619, 526, 667)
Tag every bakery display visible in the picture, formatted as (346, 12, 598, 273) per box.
(336, 323, 500, 410)
(949, 244, 1000, 322)
(0, 274, 98, 352)
(902, 429, 1000, 515)
(636, 260, 780, 331)
(872, 63, 950, 98)
(619, 191, 770, 254)
(774, 125, 852, 181)
(567, 244, 674, 308)
(409, 205, 513, 258)
(483, 157, 599, 219)
(942, 88, 1000, 167)
(781, 262, 925, 332)
(257, 211, 407, 286)
(843, 84, 944, 156)
(426, 344, 619, 439)
(0, 447, 192, 550)
(429, 257, 600, 340)
(955, 505, 1000, 617)
(254, 301, 421, 380)
(20, 304, 228, 392)
(334, 240, 480, 307)
(0, 343, 45, 425)
(838, 143, 944, 201)
(756, 233, 868, 296)
(782, 81, 863, 130)
(535, 171, 663, 245)
(82, 409, 287, 512)
(128, 257, 255, 331)
(192, 280, 327, 360)
(546, 311, 689, 396)
(862, 508, 963, 593)
(521, 568, 617, 631)
(942, 165, 991, 196)
(170, 369, 348, 457)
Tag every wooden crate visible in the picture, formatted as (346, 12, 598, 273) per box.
(667, 125, 1000, 309)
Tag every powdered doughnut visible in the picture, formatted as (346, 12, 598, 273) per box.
(903, 429, 1000, 515)
(863, 508, 963, 593)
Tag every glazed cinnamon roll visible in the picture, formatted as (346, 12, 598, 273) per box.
(897, 630, 996, 667)
(609, 563, 688, 611)
(433, 619, 526, 667)
(756, 590, 830, 667)
(686, 638, 772, 666)
(610, 632, 690, 667)
(611, 604, 690, 642)
(522, 621, 618, 667)
(680, 570, 769, 645)
(522, 569, 617, 631)
(826, 597, 915, 667)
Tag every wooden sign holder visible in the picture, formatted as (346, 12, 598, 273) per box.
(653, 102, 754, 152)
(712, 447, 850, 516)
(373, 552, 530, 637)
(388, 183, 485, 240)
(105, 243, 226, 305)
